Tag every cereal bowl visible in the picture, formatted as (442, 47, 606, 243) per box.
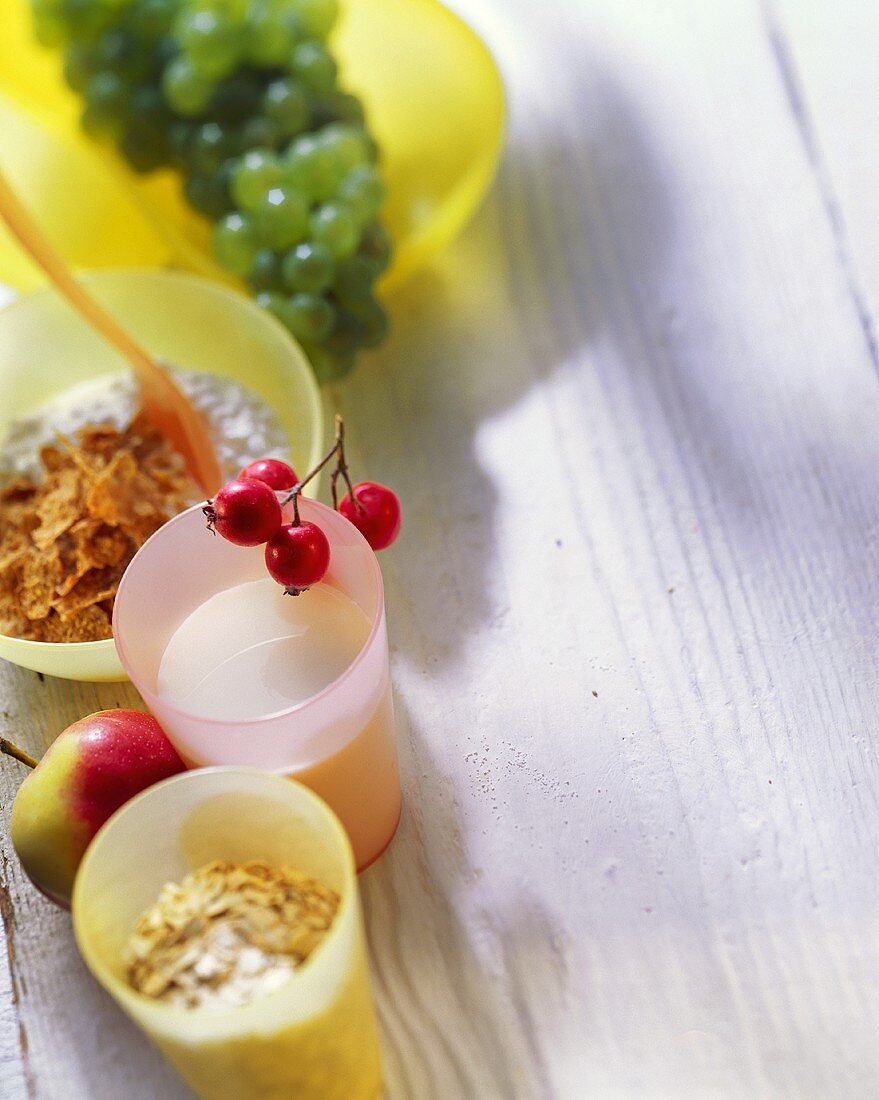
(0, 269, 323, 682)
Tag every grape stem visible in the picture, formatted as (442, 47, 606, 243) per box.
(282, 413, 365, 524)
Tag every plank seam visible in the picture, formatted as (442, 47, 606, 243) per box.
(761, 0, 879, 379)
(0, 847, 36, 1100)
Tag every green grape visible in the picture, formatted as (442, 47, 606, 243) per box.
(93, 29, 127, 64)
(319, 122, 368, 174)
(120, 127, 168, 173)
(346, 296, 389, 348)
(332, 254, 379, 305)
(173, 8, 241, 81)
(63, 42, 99, 94)
(128, 0, 179, 41)
(166, 118, 195, 166)
(309, 202, 358, 259)
(59, 0, 115, 40)
(131, 84, 170, 126)
(323, 309, 364, 357)
(239, 114, 282, 150)
(310, 156, 346, 200)
(155, 32, 180, 70)
(162, 55, 214, 116)
(288, 40, 337, 95)
(31, 0, 62, 20)
(358, 221, 392, 272)
(33, 0, 67, 48)
(294, 0, 339, 40)
(211, 0, 250, 17)
(248, 247, 282, 290)
(231, 148, 282, 210)
(338, 163, 384, 225)
(255, 290, 290, 327)
(292, 136, 340, 200)
(213, 211, 258, 275)
(253, 186, 309, 249)
(306, 96, 335, 132)
(319, 90, 365, 126)
(191, 120, 234, 173)
(85, 69, 127, 108)
(245, 0, 302, 67)
(302, 342, 353, 383)
(185, 171, 234, 218)
(209, 71, 264, 123)
(263, 79, 309, 138)
(81, 102, 122, 140)
(94, 28, 148, 80)
(82, 70, 129, 140)
(184, 174, 212, 211)
(281, 241, 334, 293)
(281, 133, 329, 199)
(52, 0, 391, 371)
(282, 293, 335, 342)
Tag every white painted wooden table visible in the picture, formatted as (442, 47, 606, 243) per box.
(3, 1, 879, 1096)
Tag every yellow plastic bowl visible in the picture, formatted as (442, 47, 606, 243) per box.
(0, 269, 323, 683)
(0, 0, 505, 294)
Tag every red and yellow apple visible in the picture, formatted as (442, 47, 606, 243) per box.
(9, 709, 185, 906)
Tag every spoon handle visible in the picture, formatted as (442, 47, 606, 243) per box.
(0, 167, 158, 375)
(0, 167, 223, 494)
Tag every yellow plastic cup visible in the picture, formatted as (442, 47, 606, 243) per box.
(0, 269, 323, 682)
(72, 768, 382, 1100)
(0, 0, 505, 294)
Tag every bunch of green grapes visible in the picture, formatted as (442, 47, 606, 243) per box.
(30, 0, 391, 382)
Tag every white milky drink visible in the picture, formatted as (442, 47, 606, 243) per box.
(157, 578, 371, 721)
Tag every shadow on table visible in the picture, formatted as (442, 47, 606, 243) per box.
(333, 51, 673, 1099)
(359, 696, 569, 1100)
(329, 57, 672, 684)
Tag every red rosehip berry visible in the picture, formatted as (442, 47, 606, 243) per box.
(203, 477, 282, 546)
(265, 521, 331, 593)
(338, 481, 401, 550)
(239, 457, 298, 491)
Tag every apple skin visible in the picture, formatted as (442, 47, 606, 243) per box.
(10, 710, 185, 907)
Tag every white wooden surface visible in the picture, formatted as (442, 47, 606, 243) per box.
(3, 1, 879, 1096)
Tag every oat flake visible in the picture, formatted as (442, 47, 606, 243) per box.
(125, 860, 340, 1010)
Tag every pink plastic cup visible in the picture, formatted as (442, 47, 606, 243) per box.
(113, 497, 401, 871)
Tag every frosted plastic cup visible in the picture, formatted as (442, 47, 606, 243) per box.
(113, 497, 401, 872)
(0, 268, 322, 682)
(72, 768, 382, 1100)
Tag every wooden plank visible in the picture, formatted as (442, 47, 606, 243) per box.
(2, 0, 879, 1096)
(345, 0, 879, 1094)
(0, 674, 191, 1099)
(0, 845, 32, 1100)
(770, 0, 879, 349)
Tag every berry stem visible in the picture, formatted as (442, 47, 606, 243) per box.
(282, 413, 365, 517)
(0, 738, 38, 769)
(334, 414, 362, 512)
(282, 418, 344, 503)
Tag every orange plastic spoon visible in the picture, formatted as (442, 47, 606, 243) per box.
(0, 168, 221, 494)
